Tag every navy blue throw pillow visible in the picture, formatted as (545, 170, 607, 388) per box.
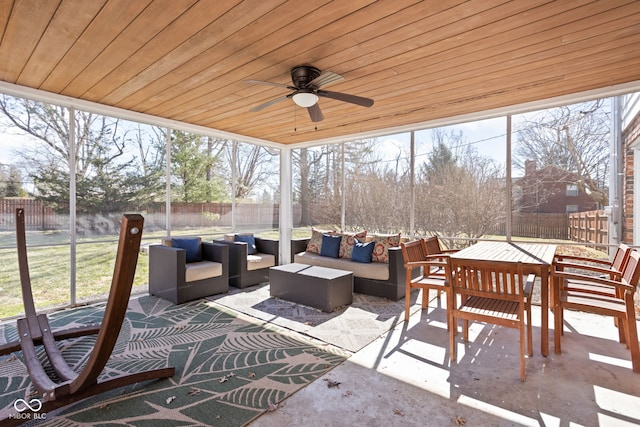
(234, 234, 257, 255)
(351, 240, 375, 263)
(320, 234, 341, 258)
(172, 238, 202, 263)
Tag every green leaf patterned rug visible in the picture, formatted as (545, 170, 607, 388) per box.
(0, 296, 349, 426)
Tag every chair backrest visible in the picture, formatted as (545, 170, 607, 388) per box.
(612, 243, 632, 271)
(451, 258, 525, 301)
(621, 250, 640, 289)
(401, 239, 429, 265)
(423, 236, 443, 255)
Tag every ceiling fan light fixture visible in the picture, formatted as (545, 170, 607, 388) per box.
(292, 91, 318, 107)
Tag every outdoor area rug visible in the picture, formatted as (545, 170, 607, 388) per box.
(209, 283, 427, 353)
(0, 295, 349, 426)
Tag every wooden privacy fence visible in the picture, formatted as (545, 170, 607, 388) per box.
(568, 210, 609, 248)
(0, 198, 301, 231)
(489, 213, 570, 240)
(0, 198, 59, 230)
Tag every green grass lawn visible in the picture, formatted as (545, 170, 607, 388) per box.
(0, 241, 150, 319)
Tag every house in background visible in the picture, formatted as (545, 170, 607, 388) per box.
(514, 160, 599, 214)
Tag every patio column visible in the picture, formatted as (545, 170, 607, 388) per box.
(279, 146, 293, 264)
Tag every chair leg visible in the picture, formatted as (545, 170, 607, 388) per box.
(449, 314, 457, 362)
(463, 319, 469, 342)
(618, 315, 628, 346)
(624, 301, 640, 373)
(526, 304, 533, 357)
(554, 305, 562, 354)
(422, 288, 429, 309)
(404, 283, 412, 322)
(520, 321, 526, 382)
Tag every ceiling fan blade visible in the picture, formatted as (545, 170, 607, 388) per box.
(250, 94, 291, 112)
(307, 103, 324, 122)
(307, 71, 344, 89)
(317, 90, 374, 107)
(245, 79, 296, 90)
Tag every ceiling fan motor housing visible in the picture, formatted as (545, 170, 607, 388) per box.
(291, 66, 321, 89)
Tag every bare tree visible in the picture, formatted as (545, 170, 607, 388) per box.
(0, 95, 165, 213)
(225, 142, 279, 200)
(415, 129, 505, 246)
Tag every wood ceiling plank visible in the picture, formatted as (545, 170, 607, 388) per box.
(182, 3, 556, 127)
(117, 0, 337, 110)
(260, 1, 638, 128)
(62, 0, 199, 98)
(0, 0, 14, 43)
(1, 0, 639, 144)
(41, 0, 153, 93)
(17, 0, 108, 88)
(128, 0, 383, 115)
(89, 0, 288, 104)
(158, 0, 511, 124)
(0, 0, 60, 82)
(225, 29, 640, 143)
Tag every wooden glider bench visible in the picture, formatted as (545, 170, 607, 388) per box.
(0, 209, 175, 425)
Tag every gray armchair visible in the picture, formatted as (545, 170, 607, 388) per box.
(217, 234, 279, 288)
(149, 237, 229, 304)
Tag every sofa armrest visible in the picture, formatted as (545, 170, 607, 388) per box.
(388, 246, 408, 285)
(291, 238, 310, 260)
(212, 240, 243, 276)
(255, 237, 279, 264)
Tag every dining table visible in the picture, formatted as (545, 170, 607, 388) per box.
(451, 240, 557, 356)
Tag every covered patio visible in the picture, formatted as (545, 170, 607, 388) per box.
(1, 1, 640, 425)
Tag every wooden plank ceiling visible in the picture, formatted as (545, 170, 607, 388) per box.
(0, 0, 639, 145)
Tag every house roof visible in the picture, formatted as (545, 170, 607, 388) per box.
(1, 1, 639, 146)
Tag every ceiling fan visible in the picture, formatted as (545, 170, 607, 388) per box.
(246, 65, 374, 122)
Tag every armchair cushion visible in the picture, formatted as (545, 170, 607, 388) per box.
(234, 233, 257, 255)
(185, 260, 223, 282)
(171, 237, 202, 263)
(247, 253, 276, 271)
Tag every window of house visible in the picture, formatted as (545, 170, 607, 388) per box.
(566, 204, 579, 213)
(566, 184, 579, 197)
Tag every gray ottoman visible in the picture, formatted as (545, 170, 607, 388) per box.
(269, 263, 353, 312)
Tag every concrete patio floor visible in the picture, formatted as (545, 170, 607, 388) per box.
(249, 297, 640, 427)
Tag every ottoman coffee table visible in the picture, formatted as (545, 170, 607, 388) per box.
(269, 263, 353, 312)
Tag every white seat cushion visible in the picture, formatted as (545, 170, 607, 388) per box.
(185, 261, 222, 282)
(247, 253, 276, 271)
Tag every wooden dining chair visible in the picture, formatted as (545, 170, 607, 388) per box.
(401, 239, 453, 326)
(553, 243, 631, 298)
(553, 249, 640, 372)
(449, 259, 536, 381)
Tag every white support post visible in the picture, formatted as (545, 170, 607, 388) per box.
(506, 115, 512, 242)
(165, 127, 172, 235)
(279, 146, 293, 264)
(69, 106, 76, 305)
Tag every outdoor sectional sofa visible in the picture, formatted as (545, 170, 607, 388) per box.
(290, 232, 411, 301)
